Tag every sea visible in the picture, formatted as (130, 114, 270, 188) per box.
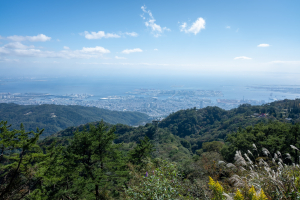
(1, 74, 300, 104)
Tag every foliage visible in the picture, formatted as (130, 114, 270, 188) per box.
(221, 121, 300, 163)
(0, 103, 149, 138)
(124, 159, 193, 199)
(0, 121, 44, 200)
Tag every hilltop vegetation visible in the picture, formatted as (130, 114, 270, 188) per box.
(2, 99, 300, 199)
(0, 103, 149, 138)
(49, 99, 300, 162)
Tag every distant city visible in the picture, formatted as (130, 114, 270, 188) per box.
(0, 88, 267, 118)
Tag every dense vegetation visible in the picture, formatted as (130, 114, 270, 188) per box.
(1, 99, 300, 199)
(0, 103, 149, 138)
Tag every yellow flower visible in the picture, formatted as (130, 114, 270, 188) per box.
(215, 181, 224, 193)
(249, 185, 257, 200)
(209, 176, 215, 188)
(257, 189, 268, 200)
(234, 189, 244, 200)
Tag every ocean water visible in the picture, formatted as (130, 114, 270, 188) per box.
(1, 74, 300, 103)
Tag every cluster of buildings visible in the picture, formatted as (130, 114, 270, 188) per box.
(0, 89, 266, 118)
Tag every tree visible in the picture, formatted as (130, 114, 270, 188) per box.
(128, 136, 154, 167)
(65, 121, 126, 199)
(0, 121, 44, 200)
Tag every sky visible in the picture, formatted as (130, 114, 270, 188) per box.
(0, 0, 300, 78)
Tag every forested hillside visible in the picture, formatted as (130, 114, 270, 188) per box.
(0, 103, 149, 138)
(42, 99, 300, 167)
(2, 99, 300, 199)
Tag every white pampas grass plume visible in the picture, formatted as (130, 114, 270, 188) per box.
(291, 145, 299, 151)
(285, 153, 292, 160)
(222, 193, 233, 200)
(253, 144, 257, 150)
(234, 151, 247, 166)
(244, 153, 253, 164)
(228, 174, 244, 187)
(262, 147, 270, 156)
(226, 163, 237, 168)
(277, 151, 282, 157)
(218, 160, 226, 165)
(248, 150, 253, 156)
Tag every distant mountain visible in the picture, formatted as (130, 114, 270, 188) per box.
(0, 103, 149, 138)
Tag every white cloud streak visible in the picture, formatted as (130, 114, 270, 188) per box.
(154, 49, 158, 51)
(121, 48, 143, 54)
(84, 31, 120, 39)
(115, 56, 126, 59)
(180, 18, 205, 35)
(0, 42, 110, 59)
(226, 26, 231, 29)
(234, 56, 252, 60)
(63, 46, 70, 50)
(7, 34, 51, 42)
(258, 44, 270, 47)
(141, 5, 170, 37)
(125, 32, 138, 37)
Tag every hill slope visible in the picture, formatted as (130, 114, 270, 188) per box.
(0, 103, 149, 138)
(47, 99, 300, 162)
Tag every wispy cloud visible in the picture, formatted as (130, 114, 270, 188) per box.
(0, 42, 110, 59)
(115, 56, 126, 59)
(7, 34, 51, 42)
(154, 49, 158, 51)
(234, 56, 252, 60)
(63, 46, 70, 50)
(226, 26, 230, 29)
(4, 42, 34, 49)
(141, 5, 170, 37)
(83, 31, 138, 39)
(125, 32, 138, 37)
(83, 31, 120, 39)
(258, 44, 270, 47)
(121, 48, 143, 54)
(180, 18, 205, 35)
(0, 35, 5, 40)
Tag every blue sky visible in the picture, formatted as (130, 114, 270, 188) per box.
(0, 0, 300, 78)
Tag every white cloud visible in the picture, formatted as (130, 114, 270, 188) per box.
(125, 32, 138, 37)
(83, 31, 120, 39)
(0, 35, 4, 40)
(226, 26, 230, 29)
(154, 49, 158, 51)
(115, 56, 126, 59)
(122, 48, 143, 54)
(234, 56, 252, 60)
(0, 42, 110, 59)
(80, 46, 110, 54)
(180, 18, 205, 35)
(63, 46, 70, 50)
(7, 34, 51, 42)
(236, 28, 239, 32)
(4, 42, 34, 49)
(258, 44, 270, 47)
(141, 5, 170, 37)
(57, 39, 60, 42)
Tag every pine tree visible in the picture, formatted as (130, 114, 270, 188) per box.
(0, 121, 44, 200)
